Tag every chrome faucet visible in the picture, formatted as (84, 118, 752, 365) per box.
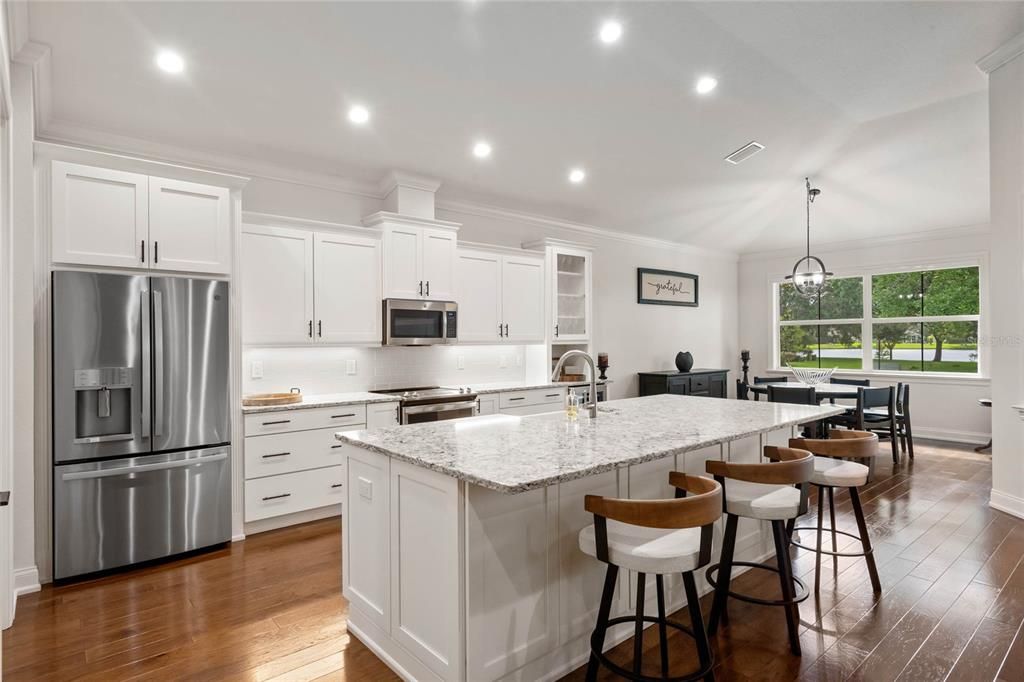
(551, 350, 599, 419)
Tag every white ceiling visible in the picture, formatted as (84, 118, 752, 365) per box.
(25, 1, 1024, 253)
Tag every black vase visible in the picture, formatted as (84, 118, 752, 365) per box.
(675, 351, 694, 373)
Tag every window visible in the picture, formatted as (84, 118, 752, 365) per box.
(776, 266, 980, 374)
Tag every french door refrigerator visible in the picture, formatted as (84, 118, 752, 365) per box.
(52, 271, 231, 580)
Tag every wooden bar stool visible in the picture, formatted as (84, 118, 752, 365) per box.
(704, 446, 813, 656)
(788, 430, 882, 593)
(579, 473, 722, 682)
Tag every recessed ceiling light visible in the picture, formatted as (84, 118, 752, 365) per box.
(347, 105, 370, 125)
(472, 141, 492, 159)
(599, 20, 623, 44)
(155, 50, 185, 74)
(695, 76, 718, 95)
(568, 168, 586, 184)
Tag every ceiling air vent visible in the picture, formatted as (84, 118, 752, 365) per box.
(724, 141, 765, 165)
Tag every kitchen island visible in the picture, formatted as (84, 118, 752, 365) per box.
(336, 394, 844, 682)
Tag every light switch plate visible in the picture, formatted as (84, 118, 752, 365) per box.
(358, 477, 373, 500)
(457, 355, 465, 370)
(499, 355, 507, 368)
(346, 360, 357, 375)
(250, 361, 264, 379)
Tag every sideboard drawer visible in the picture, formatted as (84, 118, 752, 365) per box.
(244, 404, 368, 436)
(244, 466, 345, 522)
(690, 375, 710, 393)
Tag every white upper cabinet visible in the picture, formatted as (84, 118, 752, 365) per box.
(148, 177, 231, 274)
(50, 161, 232, 275)
(420, 227, 456, 299)
(241, 225, 315, 345)
(455, 247, 544, 343)
(314, 232, 381, 344)
(383, 224, 423, 299)
(51, 161, 149, 269)
(379, 220, 457, 300)
(502, 255, 545, 342)
(455, 249, 502, 342)
(552, 246, 593, 342)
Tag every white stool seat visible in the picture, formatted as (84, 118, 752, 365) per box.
(579, 521, 703, 574)
(810, 457, 869, 487)
(724, 480, 802, 520)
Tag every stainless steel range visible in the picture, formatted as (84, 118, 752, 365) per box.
(371, 386, 478, 424)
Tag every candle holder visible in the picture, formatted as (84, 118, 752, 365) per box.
(597, 353, 609, 381)
(740, 350, 751, 385)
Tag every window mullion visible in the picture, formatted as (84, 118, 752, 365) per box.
(863, 274, 872, 370)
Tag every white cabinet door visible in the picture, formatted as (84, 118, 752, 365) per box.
(476, 394, 498, 416)
(553, 247, 592, 341)
(421, 227, 457, 299)
(148, 177, 231, 274)
(455, 249, 502, 342)
(240, 225, 314, 345)
(502, 255, 545, 342)
(383, 225, 422, 299)
(367, 402, 400, 428)
(314, 232, 381, 344)
(51, 161, 148, 269)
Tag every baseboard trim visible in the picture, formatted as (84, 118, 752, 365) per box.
(912, 427, 990, 445)
(243, 505, 340, 536)
(990, 490, 1024, 520)
(13, 566, 40, 598)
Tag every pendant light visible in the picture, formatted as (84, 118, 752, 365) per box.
(786, 177, 832, 298)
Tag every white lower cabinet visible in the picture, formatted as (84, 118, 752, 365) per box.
(244, 466, 346, 522)
(499, 387, 566, 416)
(477, 394, 499, 415)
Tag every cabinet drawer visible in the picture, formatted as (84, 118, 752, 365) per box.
(245, 426, 362, 480)
(690, 375, 709, 392)
(244, 466, 345, 522)
(244, 404, 367, 436)
(499, 387, 566, 409)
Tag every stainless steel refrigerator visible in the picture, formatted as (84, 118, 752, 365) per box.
(52, 271, 231, 580)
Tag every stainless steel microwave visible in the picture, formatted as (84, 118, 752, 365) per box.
(383, 299, 458, 346)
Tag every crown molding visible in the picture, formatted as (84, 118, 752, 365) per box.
(977, 31, 1024, 74)
(458, 240, 543, 258)
(6, 0, 30, 57)
(242, 210, 380, 236)
(439, 199, 738, 261)
(739, 223, 990, 262)
(378, 170, 442, 196)
(37, 118, 382, 198)
(361, 210, 460, 232)
(11, 40, 50, 132)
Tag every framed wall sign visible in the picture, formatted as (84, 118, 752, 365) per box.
(637, 268, 699, 307)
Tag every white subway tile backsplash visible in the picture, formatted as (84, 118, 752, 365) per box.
(242, 344, 544, 395)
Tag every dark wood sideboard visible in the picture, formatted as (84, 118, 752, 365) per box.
(638, 369, 729, 399)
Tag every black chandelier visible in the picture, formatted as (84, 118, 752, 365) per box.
(785, 177, 832, 298)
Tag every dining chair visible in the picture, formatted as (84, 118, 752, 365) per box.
(736, 379, 750, 401)
(827, 377, 870, 404)
(830, 386, 900, 463)
(767, 385, 820, 437)
(865, 382, 914, 460)
(752, 376, 788, 401)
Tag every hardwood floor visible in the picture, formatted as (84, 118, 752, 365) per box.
(4, 440, 1022, 681)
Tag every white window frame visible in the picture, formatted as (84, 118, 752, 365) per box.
(772, 258, 987, 380)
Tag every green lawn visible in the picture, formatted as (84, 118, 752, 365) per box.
(816, 342, 977, 351)
(788, 358, 978, 373)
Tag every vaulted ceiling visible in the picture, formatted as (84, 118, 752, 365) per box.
(24, 1, 1024, 252)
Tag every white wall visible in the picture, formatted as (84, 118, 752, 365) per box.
(985, 39, 1024, 519)
(738, 226, 992, 444)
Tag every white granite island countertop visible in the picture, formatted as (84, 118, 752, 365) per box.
(337, 394, 845, 493)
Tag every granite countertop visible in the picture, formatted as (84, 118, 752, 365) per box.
(337, 394, 845, 494)
(471, 379, 610, 395)
(241, 392, 399, 414)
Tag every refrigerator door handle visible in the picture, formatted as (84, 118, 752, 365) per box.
(140, 288, 152, 441)
(59, 452, 228, 481)
(153, 289, 165, 438)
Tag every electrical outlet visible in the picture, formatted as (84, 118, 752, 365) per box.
(499, 355, 508, 368)
(515, 354, 522, 367)
(346, 360, 357, 375)
(250, 361, 264, 379)
(457, 355, 465, 370)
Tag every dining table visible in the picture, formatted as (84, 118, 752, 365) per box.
(747, 380, 862, 402)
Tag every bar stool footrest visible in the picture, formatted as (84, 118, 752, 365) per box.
(790, 526, 873, 558)
(590, 615, 713, 682)
(706, 561, 809, 606)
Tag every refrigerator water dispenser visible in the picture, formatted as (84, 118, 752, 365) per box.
(72, 367, 133, 443)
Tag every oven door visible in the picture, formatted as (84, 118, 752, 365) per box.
(384, 299, 457, 346)
(402, 400, 478, 425)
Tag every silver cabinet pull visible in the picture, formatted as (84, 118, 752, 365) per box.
(262, 493, 291, 501)
(262, 419, 291, 426)
(261, 452, 290, 459)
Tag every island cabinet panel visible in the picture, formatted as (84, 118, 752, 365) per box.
(625, 456, 687, 606)
(389, 461, 463, 681)
(343, 447, 391, 633)
(467, 485, 558, 680)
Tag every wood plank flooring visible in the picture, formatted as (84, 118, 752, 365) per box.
(4, 440, 1022, 681)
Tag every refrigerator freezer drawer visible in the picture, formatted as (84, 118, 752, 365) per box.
(54, 447, 231, 580)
